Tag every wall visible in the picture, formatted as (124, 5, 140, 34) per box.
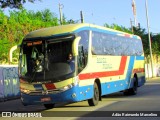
(145, 64, 160, 78)
(0, 67, 4, 99)
(0, 65, 20, 101)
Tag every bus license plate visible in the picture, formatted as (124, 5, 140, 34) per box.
(41, 97, 51, 102)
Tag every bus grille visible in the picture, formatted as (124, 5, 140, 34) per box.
(28, 89, 63, 95)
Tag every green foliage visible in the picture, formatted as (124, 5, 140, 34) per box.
(61, 14, 78, 25)
(132, 26, 150, 56)
(151, 34, 160, 55)
(133, 27, 160, 58)
(104, 23, 132, 34)
(0, 8, 58, 64)
(0, 0, 41, 9)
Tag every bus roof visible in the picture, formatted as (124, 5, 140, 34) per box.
(24, 23, 141, 40)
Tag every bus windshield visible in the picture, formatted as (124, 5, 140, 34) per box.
(19, 35, 75, 83)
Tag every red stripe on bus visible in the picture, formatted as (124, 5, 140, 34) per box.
(79, 56, 127, 80)
(133, 68, 145, 73)
(124, 34, 131, 37)
(45, 83, 56, 90)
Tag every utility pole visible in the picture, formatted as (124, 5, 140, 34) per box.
(145, 0, 154, 77)
(59, 3, 63, 25)
(80, 11, 84, 23)
(130, 18, 134, 33)
(132, 0, 137, 27)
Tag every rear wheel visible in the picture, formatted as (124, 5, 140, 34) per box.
(88, 82, 99, 106)
(44, 103, 55, 109)
(124, 77, 138, 95)
(129, 79, 138, 95)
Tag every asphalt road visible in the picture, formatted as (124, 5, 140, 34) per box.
(0, 77, 160, 120)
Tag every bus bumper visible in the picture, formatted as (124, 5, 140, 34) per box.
(21, 86, 80, 106)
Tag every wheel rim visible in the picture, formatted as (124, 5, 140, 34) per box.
(94, 85, 99, 101)
(88, 82, 99, 106)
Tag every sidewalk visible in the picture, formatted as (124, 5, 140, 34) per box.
(146, 77, 160, 83)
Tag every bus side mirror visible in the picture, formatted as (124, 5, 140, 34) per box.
(9, 45, 20, 64)
(72, 36, 81, 56)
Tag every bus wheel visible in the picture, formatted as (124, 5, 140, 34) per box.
(124, 78, 138, 95)
(129, 79, 138, 95)
(44, 103, 55, 109)
(88, 82, 99, 106)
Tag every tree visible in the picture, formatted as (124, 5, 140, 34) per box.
(104, 23, 132, 34)
(0, 8, 58, 64)
(0, 0, 41, 9)
(132, 26, 150, 56)
(60, 14, 78, 25)
(66, 19, 78, 24)
(152, 34, 160, 55)
(151, 34, 160, 63)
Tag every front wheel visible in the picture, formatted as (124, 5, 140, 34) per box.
(88, 82, 99, 106)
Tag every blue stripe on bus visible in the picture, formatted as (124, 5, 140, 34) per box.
(50, 26, 139, 40)
(75, 27, 118, 36)
(74, 27, 91, 33)
(136, 56, 144, 60)
(74, 26, 138, 39)
(127, 56, 136, 89)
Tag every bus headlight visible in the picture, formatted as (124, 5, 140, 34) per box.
(73, 76, 79, 86)
(20, 88, 31, 94)
(60, 84, 73, 91)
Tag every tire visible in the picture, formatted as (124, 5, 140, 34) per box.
(129, 79, 138, 95)
(124, 77, 138, 95)
(44, 103, 55, 109)
(22, 103, 27, 106)
(88, 82, 99, 106)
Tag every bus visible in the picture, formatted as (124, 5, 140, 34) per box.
(19, 23, 145, 109)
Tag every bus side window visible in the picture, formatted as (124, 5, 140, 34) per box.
(78, 45, 86, 72)
(77, 30, 89, 73)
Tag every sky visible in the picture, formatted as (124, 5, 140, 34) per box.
(3, 0, 160, 33)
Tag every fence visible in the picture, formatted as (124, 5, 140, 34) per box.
(0, 65, 20, 101)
